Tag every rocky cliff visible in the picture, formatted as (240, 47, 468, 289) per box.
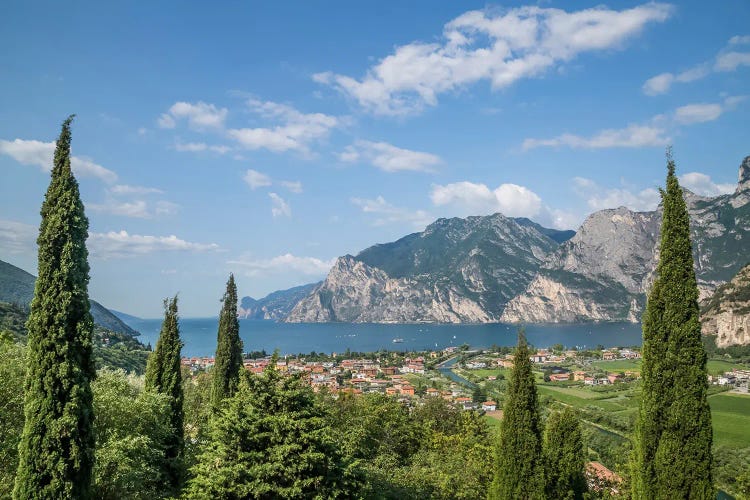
(286, 214, 563, 323)
(238, 282, 319, 321)
(501, 156, 750, 324)
(701, 264, 750, 347)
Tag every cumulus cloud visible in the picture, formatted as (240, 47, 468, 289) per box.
(315, 3, 671, 115)
(174, 141, 231, 154)
(430, 181, 543, 218)
(573, 177, 660, 212)
(642, 35, 750, 95)
(87, 230, 219, 259)
(269, 193, 291, 218)
(88, 200, 151, 218)
(522, 124, 670, 150)
(673, 103, 723, 125)
(110, 184, 163, 195)
(679, 172, 734, 196)
(0, 138, 118, 183)
(158, 101, 228, 130)
(227, 98, 339, 154)
(0, 219, 37, 254)
(243, 169, 272, 190)
(339, 140, 441, 173)
(228, 253, 335, 277)
(351, 196, 433, 228)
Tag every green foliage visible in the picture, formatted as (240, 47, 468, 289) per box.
(92, 370, 173, 500)
(490, 330, 545, 499)
(713, 447, 750, 499)
(0, 302, 28, 342)
(211, 274, 243, 408)
(183, 370, 213, 471)
(144, 296, 185, 492)
(544, 408, 587, 500)
(632, 152, 714, 499)
(185, 369, 362, 499)
(13, 116, 97, 500)
(0, 340, 26, 498)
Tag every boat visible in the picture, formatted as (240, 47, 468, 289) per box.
(392, 338, 404, 343)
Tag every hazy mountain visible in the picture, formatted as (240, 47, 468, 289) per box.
(0, 259, 140, 337)
(239, 282, 320, 321)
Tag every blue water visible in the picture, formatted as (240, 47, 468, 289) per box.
(127, 318, 644, 358)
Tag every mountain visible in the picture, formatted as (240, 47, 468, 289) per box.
(239, 282, 320, 320)
(501, 156, 750, 324)
(286, 213, 565, 323)
(110, 309, 143, 325)
(701, 263, 750, 346)
(0, 259, 139, 337)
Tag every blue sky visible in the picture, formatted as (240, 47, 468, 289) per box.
(1, 1, 749, 317)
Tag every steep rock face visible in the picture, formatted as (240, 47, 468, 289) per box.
(502, 156, 750, 324)
(238, 282, 319, 321)
(287, 214, 561, 323)
(701, 264, 750, 346)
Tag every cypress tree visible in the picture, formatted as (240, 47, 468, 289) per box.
(13, 115, 97, 499)
(632, 149, 714, 499)
(145, 295, 185, 491)
(489, 330, 544, 500)
(544, 408, 587, 500)
(211, 273, 243, 408)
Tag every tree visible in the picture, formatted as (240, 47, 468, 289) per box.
(145, 296, 184, 492)
(489, 330, 545, 499)
(0, 341, 26, 498)
(211, 274, 243, 408)
(544, 408, 587, 500)
(14, 116, 97, 500)
(632, 149, 714, 499)
(185, 364, 361, 498)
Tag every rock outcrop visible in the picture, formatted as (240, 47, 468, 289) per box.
(701, 264, 750, 347)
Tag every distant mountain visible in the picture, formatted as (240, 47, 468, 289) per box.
(110, 309, 143, 326)
(286, 214, 565, 323)
(0, 259, 139, 337)
(701, 263, 750, 346)
(501, 156, 750, 324)
(513, 217, 576, 244)
(239, 282, 320, 321)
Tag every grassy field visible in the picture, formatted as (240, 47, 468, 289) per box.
(709, 392, 750, 448)
(706, 358, 746, 376)
(590, 359, 642, 372)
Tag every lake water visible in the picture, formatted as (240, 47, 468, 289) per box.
(125, 318, 644, 358)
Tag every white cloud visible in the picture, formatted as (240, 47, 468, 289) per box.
(227, 98, 339, 154)
(572, 177, 660, 211)
(0, 219, 37, 254)
(523, 124, 670, 150)
(87, 230, 219, 259)
(679, 172, 734, 196)
(158, 101, 228, 130)
(228, 253, 335, 277)
(315, 3, 671, 115)
(280, 180, 303, 193)
(243, 169, 272, 190)
(643, 36, 750, 95)
(673, 103, 723, 124)
(174, 141, 230, 154)
(0, 138, 118, 183)
(87, 199, 180, 219)
(269, 192, 291, 218)
(339, 140, 441, 173)
(110, 184, 164, 195)
(430, 181, 543, 218)
(351, 196, 433, 228)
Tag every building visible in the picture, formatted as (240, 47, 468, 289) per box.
(481, 401, 497, 411)
(549, 373, 571, 382)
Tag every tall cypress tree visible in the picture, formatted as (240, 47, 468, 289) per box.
(145, 296, 184, 491)
(211, 273, 243, 408)
(489, 330, 544, 500)
(544, 408, 587, 500)
(632, 149, 714, 499)
(13, 116, 97, 499)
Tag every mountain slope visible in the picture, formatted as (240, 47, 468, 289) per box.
(238, 282, 320, 320)
(0, 259, 139, 337)
(501, 156, 750, 324)
(286, 213, 563, 323)
(701, 263, 750, 346)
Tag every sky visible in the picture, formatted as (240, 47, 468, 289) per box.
(1, 1, 749, 318)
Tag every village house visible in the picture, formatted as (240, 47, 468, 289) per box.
(481, 401, 497, 411)
(425, 388, 440, 397)
(530, 352, 548, 363)
(549, 373, 571, 382)
(586, 462, 622, 495)
(573, 371, 587, 381)
(602, 350, 618, 360)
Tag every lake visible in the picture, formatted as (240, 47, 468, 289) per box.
(125, 318, 644, 357)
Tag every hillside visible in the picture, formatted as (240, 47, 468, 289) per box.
(239, 282, 320, 321)
(287, 213, 563, 323)
(701, 263, 750, 346)
(0, 259, 140, 337)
